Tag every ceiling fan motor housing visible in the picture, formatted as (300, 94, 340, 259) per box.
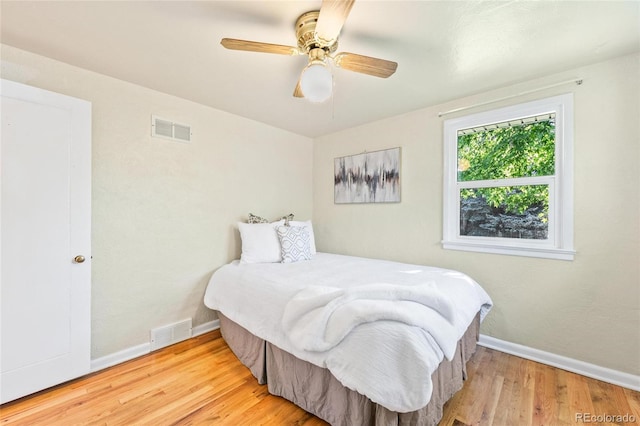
(296, 11, 337, 55)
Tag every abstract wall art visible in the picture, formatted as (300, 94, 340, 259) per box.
(334, 147, 401, 204)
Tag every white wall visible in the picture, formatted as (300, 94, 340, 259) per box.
(313, 53, 640, 376)
(1, 45, 314, 359)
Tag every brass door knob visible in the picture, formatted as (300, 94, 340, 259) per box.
(74, 255, 86, 263)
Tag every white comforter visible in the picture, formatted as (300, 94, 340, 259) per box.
(204, 253, 492, 413)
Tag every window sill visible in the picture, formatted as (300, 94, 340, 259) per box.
(442, 240, 575, 261)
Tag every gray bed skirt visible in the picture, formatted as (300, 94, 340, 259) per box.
(218, 312, 480, 426)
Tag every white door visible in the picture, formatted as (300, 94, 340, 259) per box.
(1, 79, 91, 404)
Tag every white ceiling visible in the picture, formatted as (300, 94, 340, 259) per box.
(1, 1, 639, 138)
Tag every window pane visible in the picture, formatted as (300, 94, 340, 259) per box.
(460, 185, 549, 239)
(457, 116, 555, 182)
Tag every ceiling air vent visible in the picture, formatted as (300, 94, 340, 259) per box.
(151, 115, 191, 142)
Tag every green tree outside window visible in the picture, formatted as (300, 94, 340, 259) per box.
(457, 120, 555, 219)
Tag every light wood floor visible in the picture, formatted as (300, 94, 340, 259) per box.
(1, 330, 638, 425)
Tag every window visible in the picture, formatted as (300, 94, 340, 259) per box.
(442, 94, 574, 260)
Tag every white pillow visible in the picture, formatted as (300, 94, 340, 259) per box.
(277, 226, 312, 263)
(288, 220, 317, 255)
(238, 220, 285, 264)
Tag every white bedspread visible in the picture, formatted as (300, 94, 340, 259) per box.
(204, 253, 492, 413)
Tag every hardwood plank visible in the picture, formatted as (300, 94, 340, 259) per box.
(555, 365, 574, 425)
(624, 388, 640, 421)
(478, 374, 504, 425)
(1, 333, 638, 426)
(505, 354, 525, 425)
(567, 370, 596, 422)
(532, 363, 559, 426)
(517, 356, 536, 425)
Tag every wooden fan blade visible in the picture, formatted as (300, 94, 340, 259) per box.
(334, 52, 398, 78)
(221, 38, 299, 56)
(315, 0, 355, 45)
(293, 79, 304, 98)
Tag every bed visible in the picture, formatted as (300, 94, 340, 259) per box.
(204, 246, 492, 425)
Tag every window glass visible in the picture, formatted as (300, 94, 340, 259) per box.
(457, 114, 555, 182)
(459, 185, 549, 239)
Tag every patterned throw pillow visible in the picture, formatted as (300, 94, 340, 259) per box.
(247, 213, 269, 224)
(248, 213, 294, 224)
(277, 225, 312, 263)
(280, 213, 294, 226)
(288, 220, 317, 255)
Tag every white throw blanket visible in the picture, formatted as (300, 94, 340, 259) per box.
(282, 282, 459, 360)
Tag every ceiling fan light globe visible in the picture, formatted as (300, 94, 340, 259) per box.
(300, 63, 333, 103)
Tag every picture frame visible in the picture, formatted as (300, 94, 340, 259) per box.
(334, 147, 401, 204)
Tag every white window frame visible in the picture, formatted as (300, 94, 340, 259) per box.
(442, 94, 575, 260)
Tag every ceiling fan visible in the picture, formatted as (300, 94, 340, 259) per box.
(220, 0, 398, 103)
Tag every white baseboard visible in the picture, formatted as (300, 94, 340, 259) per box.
(478, 334, 640, 392)
(193, 319, 220, 337)
(91, 319, 220, 373)
(90, 342, 150, 373)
